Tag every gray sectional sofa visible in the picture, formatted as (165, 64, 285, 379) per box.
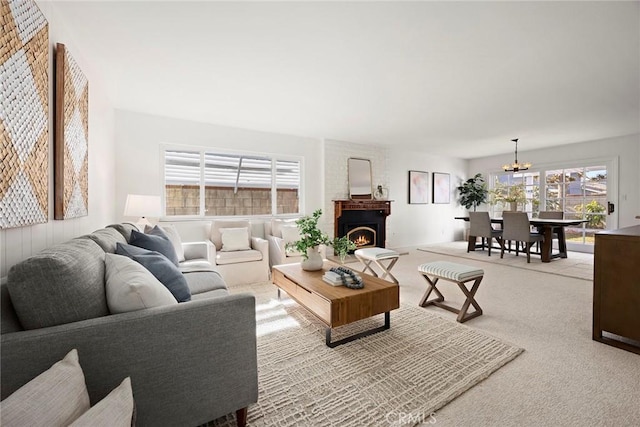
(1, 223, 258, 426)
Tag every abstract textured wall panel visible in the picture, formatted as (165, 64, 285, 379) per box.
(55, 43, 88, 219)
(0, 0, 49, 229)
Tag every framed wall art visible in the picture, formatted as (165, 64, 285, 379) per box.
(408, 170, 429, 204)
(432, 172, 450, 204)
(0, 0, 49, 229)
(54, 42, 88, 219)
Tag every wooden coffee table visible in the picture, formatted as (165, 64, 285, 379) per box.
(272, 261, 400, 347)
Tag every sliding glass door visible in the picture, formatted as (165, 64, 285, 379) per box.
(490, 158, 617, 253)
(544, 164, 612, 252)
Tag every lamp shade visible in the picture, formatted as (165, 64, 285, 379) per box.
(124, 194, 161, 218)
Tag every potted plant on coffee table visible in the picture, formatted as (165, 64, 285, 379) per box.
(287, 209, 331, 271)
(332, 236, 357, 264)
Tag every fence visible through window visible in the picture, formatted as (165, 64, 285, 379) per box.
(164, 149, 301, 217)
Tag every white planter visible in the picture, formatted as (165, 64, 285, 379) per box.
(301, 247, 324, 271)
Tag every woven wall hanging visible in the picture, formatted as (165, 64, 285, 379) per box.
(0, 0, 49, 229)
(54, 42, 88, 219)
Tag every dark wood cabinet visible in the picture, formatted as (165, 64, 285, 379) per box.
(593, 225, 640, 354)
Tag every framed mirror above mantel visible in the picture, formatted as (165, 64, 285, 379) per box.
(348, 158, 373, 199)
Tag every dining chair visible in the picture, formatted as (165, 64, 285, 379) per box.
(537, 210, 565, 256)
(500, 212, 544, 263)
(468, 212, 503, 256)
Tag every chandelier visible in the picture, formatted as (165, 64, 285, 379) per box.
(502, 138, 531, 172)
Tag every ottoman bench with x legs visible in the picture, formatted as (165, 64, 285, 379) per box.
(418, 261, 485, 323)
(354, 248, 400, 284)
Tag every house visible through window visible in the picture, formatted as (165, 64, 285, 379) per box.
(164, 148, 301, 217)
(490, 163, 609, 247)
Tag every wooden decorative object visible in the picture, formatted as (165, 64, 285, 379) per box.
(593, 225, 640, 354)
(0, 0, 49, 229)
(55, 43, 88, 219)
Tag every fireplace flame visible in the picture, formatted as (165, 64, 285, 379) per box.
(353, 235, 371, 247)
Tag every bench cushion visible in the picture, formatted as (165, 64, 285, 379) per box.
(418, 261, 484, 282)
(355, 248, 399, 260)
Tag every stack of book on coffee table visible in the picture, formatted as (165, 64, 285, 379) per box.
(322, 270, 362, 286)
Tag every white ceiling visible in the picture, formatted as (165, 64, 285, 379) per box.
(53, 1, 639, 159)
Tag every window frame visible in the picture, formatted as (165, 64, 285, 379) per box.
(161, 144, 303, 219)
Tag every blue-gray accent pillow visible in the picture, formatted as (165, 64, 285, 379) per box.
(116, 243, 191, 302)
(129, 228, 179, 266)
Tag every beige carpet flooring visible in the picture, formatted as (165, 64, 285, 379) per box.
(213, 282, 522, 426)
(417, 241, 594, 281)
(349, 246, 640, 426)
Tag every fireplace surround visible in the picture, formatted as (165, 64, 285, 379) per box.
(334, 200, 391, 250)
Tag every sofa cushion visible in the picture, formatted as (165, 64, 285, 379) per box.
(107, 223, 139, 243)
(105, 254, 178, 313)
(183, 271, 228, 295)
(220, 227, 251, 252)
(0, 349, 90, 426)
(85, 228, 127, 253)
(190, 289, 230, 300)
(68, 377, 134, 427)
(7, 238, 108, 330)
(129, 229, 180, 266)
(1, 283, 23, 333)
(215, 249, 263, 265)
(145, 224, 185, 262)
(116, 243, 191, 302)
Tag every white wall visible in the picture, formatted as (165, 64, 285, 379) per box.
(322, 139, 388, 238)
(114, 110, 324, 221)
(386, 150, 468, 247)
(323, 139, 468, 248)
(468, 133, 640, 228)
(0, 2, 116, 283)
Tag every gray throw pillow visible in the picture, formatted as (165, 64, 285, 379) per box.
(116, 243, 191, 302)
(129, 229, 179, 266)
(144, 224, 185, 262)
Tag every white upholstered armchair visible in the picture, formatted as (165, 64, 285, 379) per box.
(265, 219, 326, 267)
(209, 220, 270, 285)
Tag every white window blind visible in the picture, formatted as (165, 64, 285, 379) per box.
(163, 148, 301, 217)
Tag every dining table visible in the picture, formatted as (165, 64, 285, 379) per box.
(455, 216, 588, 262)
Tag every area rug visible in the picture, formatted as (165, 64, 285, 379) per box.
(418, 241, 593, 281)
(210, 283, 523, 427)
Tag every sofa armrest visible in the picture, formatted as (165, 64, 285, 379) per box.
(1, 294, 258, 427)
(266, 235, 286, 267)
(251, 236, 269, 260)
(183, 240, 215, 264)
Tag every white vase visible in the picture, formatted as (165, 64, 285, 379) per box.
(301, 247, 324, 271)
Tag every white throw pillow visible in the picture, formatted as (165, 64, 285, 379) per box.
(281, 225, 303, 256)
(145, 224, 185, 262)
(271, 218, 298, 238)
(0, 349, 90, 426)
(69, 377, 134, 427)
(220, 227, 251, 252)
(105, 253, 178, 314)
